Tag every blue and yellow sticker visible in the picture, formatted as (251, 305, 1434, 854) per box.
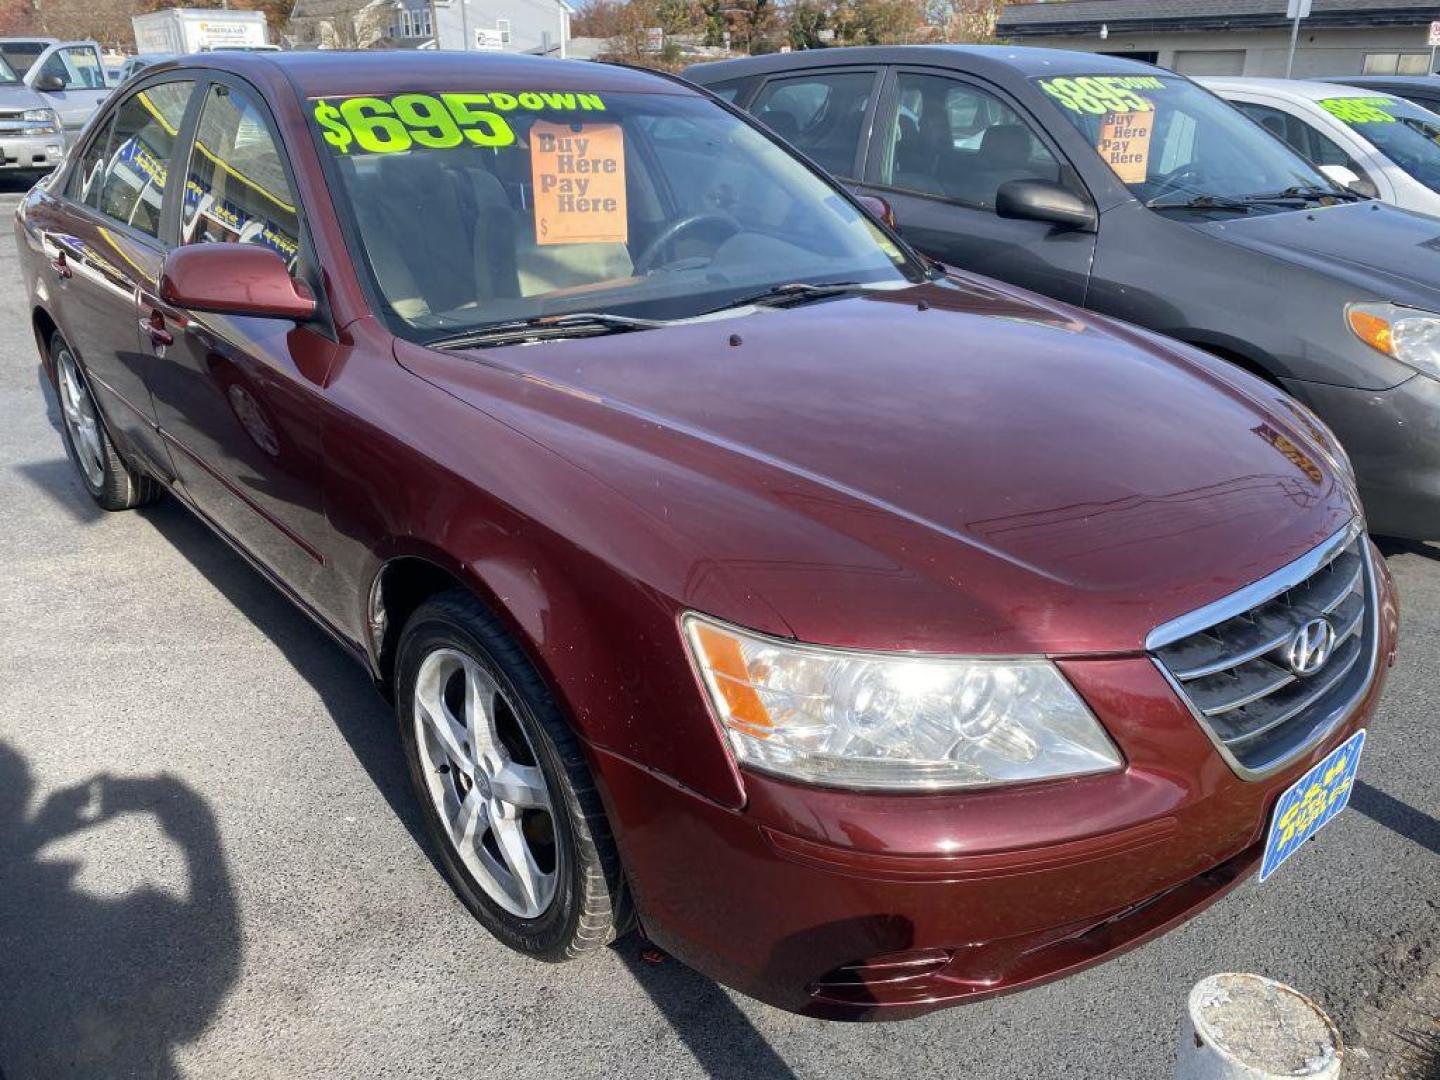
(1259, 728, 1365, 882)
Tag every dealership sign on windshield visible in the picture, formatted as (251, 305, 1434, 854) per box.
(311, 91, 608, 155)
(1038, 76, 1164, 115)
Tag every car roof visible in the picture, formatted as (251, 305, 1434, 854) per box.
(685, 43, 1165, 83)
(147, 50, 696, 99)
(1197, 75, 1375, 101)
(1318, 74, 1440, 89)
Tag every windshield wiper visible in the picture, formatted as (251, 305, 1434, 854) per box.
(427, 312, 670, 350)
(703, 281, 866, 316)
(1145, 193, 1254, 212)
(1237, 185, 1367, 204)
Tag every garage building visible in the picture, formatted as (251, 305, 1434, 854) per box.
(996, 0, 1440, 79)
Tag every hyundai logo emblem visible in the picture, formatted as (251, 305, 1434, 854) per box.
(1285, 617, 1336, 676)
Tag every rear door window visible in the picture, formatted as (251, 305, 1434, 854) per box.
(181, 83, 302, 267)
(93, 80, 195, 238)
(749, 70, 877, 178)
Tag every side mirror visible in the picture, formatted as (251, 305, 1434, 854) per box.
(996, 179, 1097, 232)
(1317, 163, 1378, 199)
(160, 244, 316, 321)
(1347, 178, 1379, 199)
(32, 74, 65, 93)
(856, 193, 898, 230)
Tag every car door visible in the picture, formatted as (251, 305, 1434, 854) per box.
(855, 68, 1096, 305)
(139, 75, 337, 606)
(38, 77, 197, 477)
(30, 43, 110, 142)
(745, 67, 881, 181)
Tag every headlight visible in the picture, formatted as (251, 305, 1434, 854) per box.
(1347, 302, 1440, 379)
(683, 614, 1123, 791)
(22, 108, 58, 132)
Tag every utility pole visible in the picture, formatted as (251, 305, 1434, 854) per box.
(1284, 0, 1311, 78)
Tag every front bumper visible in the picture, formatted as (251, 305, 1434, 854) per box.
(0, 131, 64, 171)
(591, 544, 1398, 1020)
(1286, 372, 1440, 540)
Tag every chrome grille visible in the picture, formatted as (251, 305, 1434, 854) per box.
(1149, 522, 1375, 779)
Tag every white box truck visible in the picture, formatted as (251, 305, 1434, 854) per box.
(131, 9, 272, 55)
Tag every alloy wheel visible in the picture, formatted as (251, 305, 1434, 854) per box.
(412, 647, 559, 918)
(56, 348, 105, 490)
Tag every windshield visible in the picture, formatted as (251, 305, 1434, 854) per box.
(309, 88, 920, 341)
(0, 42, 46, 76)
(1035, 74, 1334, 207)
(1318, 95, 1440, 191)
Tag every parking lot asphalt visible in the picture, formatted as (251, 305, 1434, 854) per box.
(0, 175, 1435, 1080)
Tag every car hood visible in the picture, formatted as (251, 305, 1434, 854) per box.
(398, 276, 1358, 655)
(0, 83, 49, 109)
(1192, 199, 1440, 302)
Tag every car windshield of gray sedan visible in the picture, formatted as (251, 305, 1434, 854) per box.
(1036, 74, 1339, 209)
(309, 89, 921, 341)
(1318, 95, 1440, 191)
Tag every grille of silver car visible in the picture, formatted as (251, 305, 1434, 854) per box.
(0, 110, 43, 136)
(1150, 525, 1374, 777)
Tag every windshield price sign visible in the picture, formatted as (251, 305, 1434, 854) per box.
(530, 121, 627, 246)
(311, 91, 608, 155)
(1039, 75, 1163, 115)
(1098, 110, 1153, 184)
(1319, 96, 1397, 124)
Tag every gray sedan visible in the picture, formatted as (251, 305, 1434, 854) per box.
(687, 45, 1440, 539)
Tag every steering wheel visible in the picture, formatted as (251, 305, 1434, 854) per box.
(1147, 163, 1204, 200)
(633, 212, 741, 274)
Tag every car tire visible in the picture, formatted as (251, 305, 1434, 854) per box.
(395, 589, 630, 960)
(51, 332, 162, 511)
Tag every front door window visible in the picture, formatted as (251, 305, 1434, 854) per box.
(878, 73, 1062, 209)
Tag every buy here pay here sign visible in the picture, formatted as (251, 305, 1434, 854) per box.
(531, 121, 627, 246)
(1098, 110, 1153, 184)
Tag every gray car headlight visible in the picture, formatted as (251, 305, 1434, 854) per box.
(1348, 301, 1440, 380)
(22, 108, 59, 133)
(683, 614, 1123, 791)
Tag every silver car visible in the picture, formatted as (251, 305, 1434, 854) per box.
(0, 37, 111, 170)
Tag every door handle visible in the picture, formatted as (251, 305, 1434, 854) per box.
(140, 311, 173, 348)
(49, 250, 71, 279)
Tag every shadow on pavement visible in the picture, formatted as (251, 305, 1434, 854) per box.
(1351, 781, 1440, 858)
(1376, 537, 1440, 564)
(134, 498, 441, 871)
(0, 741, 241, 1078)
(13, 458, 109, 525)
(615, 938, 799, 1080)
(0, 172, 42, 195)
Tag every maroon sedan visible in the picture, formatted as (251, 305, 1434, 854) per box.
(17, 51, 1398, 1019)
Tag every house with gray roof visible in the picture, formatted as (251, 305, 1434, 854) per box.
(996, 0, 1440, 78)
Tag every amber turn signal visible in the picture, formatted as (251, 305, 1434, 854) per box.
(1347, 307, 1394, 356)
